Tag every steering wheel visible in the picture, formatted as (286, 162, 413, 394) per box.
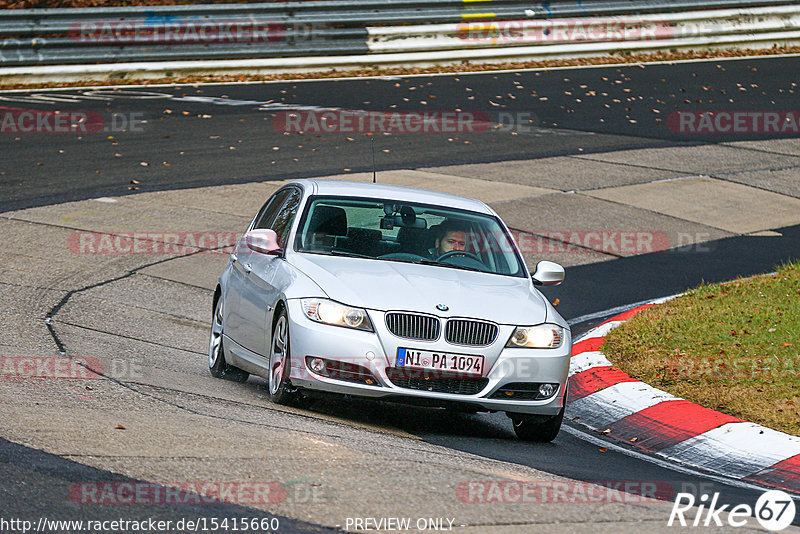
(437, 250, 483, 263)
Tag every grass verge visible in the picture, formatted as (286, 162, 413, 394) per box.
(602, 260, 800, 436)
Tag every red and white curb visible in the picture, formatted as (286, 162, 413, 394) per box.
(567, 298, 800, 493)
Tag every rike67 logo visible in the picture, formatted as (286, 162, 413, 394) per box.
(669, 490, 796, 531)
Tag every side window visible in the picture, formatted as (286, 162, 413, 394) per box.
(254, 189, 291, 230)
(271, 188, 302, 248)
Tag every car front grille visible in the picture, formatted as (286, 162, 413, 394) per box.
(385, 312, 440, 341)
(385, 367, 488, 395)
(445, 319, 498, 346)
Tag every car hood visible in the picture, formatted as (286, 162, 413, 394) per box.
(288, 253, 547, 325)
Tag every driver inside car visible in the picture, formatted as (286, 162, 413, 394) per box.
(428, 220, 470, 259)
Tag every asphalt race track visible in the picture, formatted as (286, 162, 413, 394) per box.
(3, 55, 800, 212)
(2, 55, 800, 532)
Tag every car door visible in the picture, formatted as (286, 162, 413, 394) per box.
(226, 188, 291, 351)
(234, 187, 303, 356)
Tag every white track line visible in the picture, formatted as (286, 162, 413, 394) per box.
(568, 298, 663, 326)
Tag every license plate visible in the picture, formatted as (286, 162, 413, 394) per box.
(396, 348, 484, 377)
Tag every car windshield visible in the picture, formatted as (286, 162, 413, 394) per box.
(293, 195, 526, 277)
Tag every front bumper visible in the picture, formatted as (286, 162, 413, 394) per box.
(286, 300, 571, 415)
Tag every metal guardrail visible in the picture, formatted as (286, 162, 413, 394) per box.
(368, 5, 800, 53)
(0, 0, 798, 66)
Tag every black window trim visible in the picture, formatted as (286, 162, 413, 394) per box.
(271, 187, 303, 252)
(250, 187, 291, 232)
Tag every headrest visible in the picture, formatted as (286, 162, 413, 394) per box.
(308, 205, 348, 238)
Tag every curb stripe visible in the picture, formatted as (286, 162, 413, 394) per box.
(571, 337, 605, 355)
(569, 350, 612, 375)
(605, 400, 742, 452)
(745, 454, 800, 492)
(660, 422, 800, 479)
(568, 366, 638, 402)
(569, 297, 800, 490)
(583, 320, 623, 339)
(567, 381, 678, 430)
(596, 303, 654, 326)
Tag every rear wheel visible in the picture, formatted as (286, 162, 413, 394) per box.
(208, 296, 249, 382)
(267, 308, 298, 405)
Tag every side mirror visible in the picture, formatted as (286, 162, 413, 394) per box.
(244, 229, 281, 255)
(532, 261, 565, 286)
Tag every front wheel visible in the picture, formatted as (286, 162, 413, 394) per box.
(267, 309, 298, 405)
(509, 400, 565, 442)
(208, 296, 249, 382)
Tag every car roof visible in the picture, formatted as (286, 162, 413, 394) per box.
(288, 179, 494, 215)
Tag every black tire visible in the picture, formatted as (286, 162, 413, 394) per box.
(208, 296, 249, 382)
(510, 399, 566, 442)
(511, 407, 564, 442)
(267, 308, 298, 405)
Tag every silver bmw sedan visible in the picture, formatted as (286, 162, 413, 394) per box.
(209, 179, 571, 441)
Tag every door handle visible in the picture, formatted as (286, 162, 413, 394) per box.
(243, 263, 252, 274)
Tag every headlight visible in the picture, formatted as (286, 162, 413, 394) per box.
(301, 299, 373, 331)
(506, 324, 564, 348)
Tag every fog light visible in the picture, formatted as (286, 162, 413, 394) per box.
(309, 357, 325, 374)
(539, 383, 556, 398)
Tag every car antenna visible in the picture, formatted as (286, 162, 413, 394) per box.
(371, 136, 377, 183)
